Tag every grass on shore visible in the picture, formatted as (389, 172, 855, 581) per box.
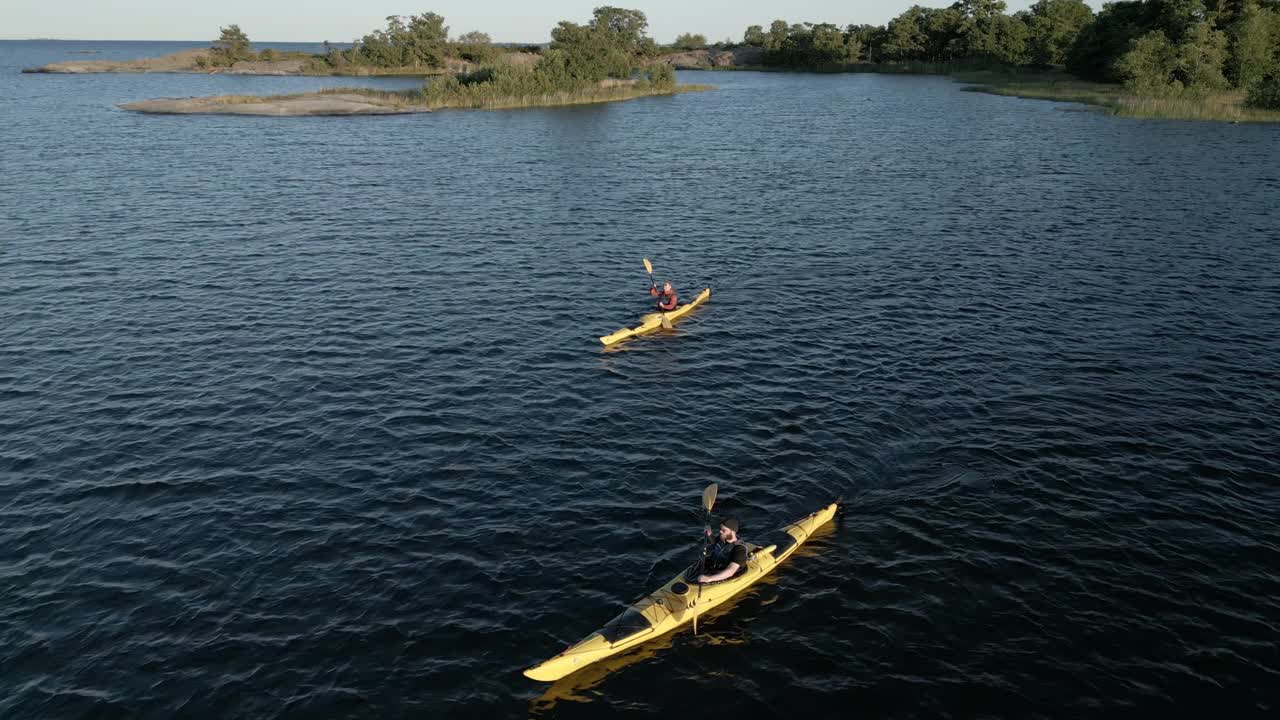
(696, 60, 1018, 74)
(321, 83, 713, 110)
(299, 59, 448, 77)
(173, 82, 713, 112)
(955, 68, 1280, 123)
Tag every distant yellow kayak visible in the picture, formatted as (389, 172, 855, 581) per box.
(523, 501, 838, 682)
(599, 287, 711, 346)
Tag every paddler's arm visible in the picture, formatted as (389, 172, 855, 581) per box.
(697, 562, 739, 584)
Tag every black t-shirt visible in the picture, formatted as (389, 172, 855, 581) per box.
(707, 541, 748, 572)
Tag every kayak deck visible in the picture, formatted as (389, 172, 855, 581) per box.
(599, 288, 711, 346)
(523, 502, 838, 682)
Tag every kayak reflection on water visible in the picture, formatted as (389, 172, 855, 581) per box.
(697, 517, 747, 583)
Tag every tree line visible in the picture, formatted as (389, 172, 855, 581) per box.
(213, 3, 1279, 107)
(731, 0, 1280, 106)
(316, 13, 498, 70)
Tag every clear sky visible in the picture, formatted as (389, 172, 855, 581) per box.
(2, 1, 1052, 44)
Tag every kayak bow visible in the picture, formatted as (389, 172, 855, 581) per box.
(599, 288, 711, 347)
(523, 501, 838, 682)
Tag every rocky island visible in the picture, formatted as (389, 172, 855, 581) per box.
(119, 92, 430, 116)
(83, 11, 710, 117)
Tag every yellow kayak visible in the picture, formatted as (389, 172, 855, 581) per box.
(523, 501, 839, 682)
(599, 288, 711, 346)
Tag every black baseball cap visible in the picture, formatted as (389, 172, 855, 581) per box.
(720, 517, 739, 532)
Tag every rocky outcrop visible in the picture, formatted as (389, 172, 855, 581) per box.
(23, 48, 308, 75)
(26, 49, 213, 73)
(120, 93, 428, 116)
(656, 46, 764, 70)
(24, 48, 541, 76)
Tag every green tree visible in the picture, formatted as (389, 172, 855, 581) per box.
(812, 22, 856, 63)
(950, 0, 1013, 59)
(544, 6, 656, 82)
(842, 33, 867, 62)
(1116, 29, 1180, 92)
(405, 13, 450, 66)
(766, 22, 862, 66)
(1116, 20, 1230, 94)
(547, 21, 632, 81)
(845, 24, 886, 61)
(925, 6, 965, 60)
(992, 11, 1031, 63)
(214, 24, 252, 62)
(1026, 0, 1096, 65)
(592, 6, 656, 55)
(1067, 1, 1165, 81)
(1156, 0, 1213, 42)
(1175, 20, 1231, 90)
(454, 30, 496, 63)
(674, 32, 708, 49)
(744, 25, 766, 46)
(766, 19, 790, 51)
(883, 6, 930, 60)
(348, 13, 449, 68)
(1246, 70, 1280, 107)
(646, 63, 676, 87)
(1228, 2, 1280, 87)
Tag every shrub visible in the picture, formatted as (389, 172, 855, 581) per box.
(454, 30, 499, 63)
(214, 24, 252, 62)
(1116, 30, 1179, 95)
(645, 63, 676, 88)
(674, 33, 707, 50)
(1246, 73, 1280, 109)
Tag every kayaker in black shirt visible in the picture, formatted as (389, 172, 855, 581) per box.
(697, 517, 748, 583)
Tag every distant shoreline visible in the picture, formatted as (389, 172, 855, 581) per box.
(21, 48, 463, 77)
(23, 43, 1279, 124)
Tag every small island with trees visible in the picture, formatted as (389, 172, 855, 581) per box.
(111, 9, 708, 116)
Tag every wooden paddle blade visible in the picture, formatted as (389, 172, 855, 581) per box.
(643, 258, 653, 275)
(703, 483, 718, 513)
(661, 314, 673, 330)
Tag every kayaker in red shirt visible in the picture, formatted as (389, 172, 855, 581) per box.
(649, 280, 678, 311)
